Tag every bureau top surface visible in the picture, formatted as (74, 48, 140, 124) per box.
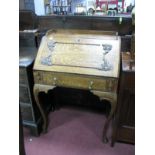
(34, 29, 121, 78)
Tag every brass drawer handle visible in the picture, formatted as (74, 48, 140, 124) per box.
(53, 77, 57, 86)
(89, 81, 94, 90)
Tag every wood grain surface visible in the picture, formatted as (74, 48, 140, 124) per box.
(34, 29, 121, 78)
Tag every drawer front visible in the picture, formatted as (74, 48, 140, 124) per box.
(20, 105, 33, 122)
(34, 71, 118, 92)
(19, 86, 31, 104)
(19, 68, 27, 85)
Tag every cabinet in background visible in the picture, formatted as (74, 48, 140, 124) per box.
(19, 47, 42, 136)
(112, 52, 135, 146)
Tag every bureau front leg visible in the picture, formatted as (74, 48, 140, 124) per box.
(91, 91, 117, 144)
(33, 84, 56, 133)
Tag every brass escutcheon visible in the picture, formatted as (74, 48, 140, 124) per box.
(53, 77, 57, 86)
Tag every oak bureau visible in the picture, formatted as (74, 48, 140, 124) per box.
(33, 29, 121, 143)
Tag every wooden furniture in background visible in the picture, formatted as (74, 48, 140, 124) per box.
(19, 105, 26, 155)
(33, 29, 121, 143)
(19, 10, 38, 31)
(19, 10, 43, 136)
(38, 15, 132, 36)
(112, 52, 135, 146)
(19, 44, 54, 136)
(19, 46, 42, 136)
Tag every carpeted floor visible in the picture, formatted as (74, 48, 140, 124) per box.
(24, 106, 135, 155)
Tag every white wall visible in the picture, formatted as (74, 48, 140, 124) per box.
(34, 0, 45, 15)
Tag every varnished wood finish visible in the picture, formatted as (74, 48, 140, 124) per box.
(19, 32, 38, 48)
(19, 10, 38, 31)
(33, 84, 56, 132)
(34, 30, 121, 78)
(19, 46, 43, 136)
(37, 15, 132, 52)
(34, 71, 118, 92)
(38, 16, 132, 36)
(19, 11, 41, 136)
(33, 29, 121, 143)
(91, 90, 117, 142)
(111, 52, 135, 146)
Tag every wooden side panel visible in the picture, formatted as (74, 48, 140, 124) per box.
(112, 52, 135, 145)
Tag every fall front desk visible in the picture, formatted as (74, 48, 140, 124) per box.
(33, 29, 121, 143)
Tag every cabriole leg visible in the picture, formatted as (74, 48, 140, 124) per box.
(33, 84, 56, 133)
(91, 90, 117, 144)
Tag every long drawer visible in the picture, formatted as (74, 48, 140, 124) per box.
(34, 71, 118, 92)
